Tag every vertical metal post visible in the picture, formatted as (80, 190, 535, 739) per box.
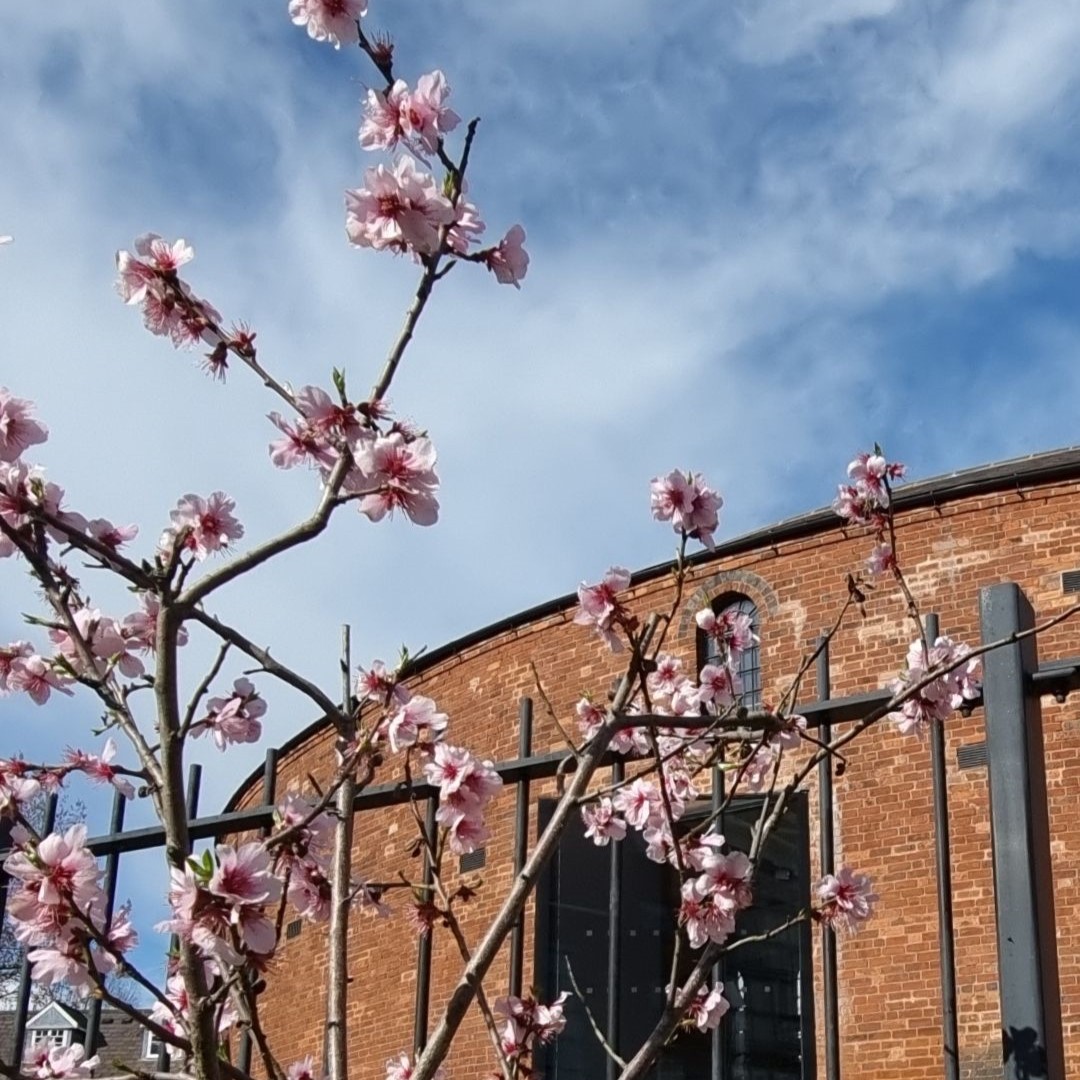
(413, 796, 438, 1055)
(509, 698, 533, 998)
(606, 757, 624, 1080)
(980, 584, 1065, 1080)
(816, 639, 840, 1080)
(84, 789, 128, 1058)
(238, 749, 278, 1076)
(159, 765, 202, 1074)
(924, 613, 960, 1080)
(710, 760, 725, 1080)
(11, 792, 58, 1067)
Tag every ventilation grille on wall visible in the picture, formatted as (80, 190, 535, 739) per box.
(459, 847, 487, 872)
(1063, 569, 1080, 594)
(286, 919, 303, 940)
(957, 741, 988, 770)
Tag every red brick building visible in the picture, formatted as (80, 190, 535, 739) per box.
(230, 448, 1080, 1080)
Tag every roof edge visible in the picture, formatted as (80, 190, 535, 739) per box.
(224, 444, 1080, 811)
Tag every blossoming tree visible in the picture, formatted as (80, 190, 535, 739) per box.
(0, 6, 1063, 1080)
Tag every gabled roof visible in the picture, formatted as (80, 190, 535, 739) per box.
(26, 1001, 86, 1030)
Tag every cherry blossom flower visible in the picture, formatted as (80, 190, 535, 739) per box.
(24, 1042, 99, 1079)
(581, 798, 627, 846)
(613, 777, 664, 831)
(268, 412, 336, 471)
(287, 1056, 323, 1080)
(483, 225, 529, 287)
(86, 518, 138, 551)
(575, 696, 606, 740)
(356, 659, 410, 707)
(681, 983, 730, 1031)
(650, 470, 722, 548)
(289, 0, 366, 48)
(866, 542, 897, 577)
(193, 678, 266, 751)
(574, 566, 633, 652)
(49, 607, 145, 679)
(888, 637, 981, 736)
(360, 72, 460, 156)
(352, 432, 440, 526)
(833, 449, 906, 527)
(164, 491, 243, 560)
(385, 1053, 446, 1080)
(816, 866, 878, 931)
(5, 824, 102, 909)
(0, 389, 48, 463)
(345, 157, 455, 257)
(0, 756, 40, 817)
(65, 739, 136, 799)
(386, 695, 448, 752)
(7, 653, 74, 705)
(695, 606, 757, 659)
(123, 593, 189, 651)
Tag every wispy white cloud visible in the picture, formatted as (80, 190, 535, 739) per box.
(2, 0, 1080, 823)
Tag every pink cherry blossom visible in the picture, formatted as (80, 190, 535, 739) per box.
(0, 389, 48, 463)
(612, 778, 662, 830)
(25, 1042, 99, 1079)
(122, 593, 189, 651)
(683, 984, 730, 1031)
(581, 798, 627, 846)
(0, 640, 32, 693)
(209, 843, 282, 907)
(86, 518, 139, 551)
(386, 695, 448, 752)
(115, 234, 194, 304)
(7, 654, 74, 705)
(816, 866, 878, 931)
(866, 542, 897, 577)
(65, 739, 136, 799)
(483, 225, 529, 288)
(49, 607, 145, 679)
(345, 157, 455, 257)
(650, 470, 722, 548)
(5, 824, 102, 909)
(575, 697, 606, 740)
(574, 566, 633, 652)
(356, 659, 411, 706)
(193, 677, 266, 751)
(352, 432, 440, 526)
(165, 491, 243, 560)
(695, 605, 757, 660)
(385, 1054, 445, 1080)
(289, 0, 366, 48)
(287, 1056, 322, 1080)
(888, 636, 981, 736)
(360, 72, 460, 156)
(833, 449, 906, 528)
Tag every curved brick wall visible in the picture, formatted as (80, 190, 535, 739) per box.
(231, 451, 1080, 1080)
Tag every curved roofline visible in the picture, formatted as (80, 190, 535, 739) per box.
(225, 444, 1080, 810)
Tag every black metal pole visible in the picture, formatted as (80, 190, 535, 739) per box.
(11, 792, 58, 1067)
(413, 796, 438, 1055)
(159, 764, 202, 1074)
(816, 639, 840, 1080)
(84, 789, 128, 1058)
(238, 749, 278, 1076)
(509, 698, 533, 998)
(605, 758, 624, 1080)
(924, 613, 960, 1080)
(710, 759, 725, 1080)
(979, 584, 1065, 1080)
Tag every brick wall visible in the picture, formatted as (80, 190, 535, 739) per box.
(235, 474, 1080, 1080)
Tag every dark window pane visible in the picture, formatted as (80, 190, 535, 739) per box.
(537, 797, 811, 1080)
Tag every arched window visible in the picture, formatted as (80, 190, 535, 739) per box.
(699, 594, 761, 709)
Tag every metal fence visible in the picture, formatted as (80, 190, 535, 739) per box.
(1, 582, 1074, 1079)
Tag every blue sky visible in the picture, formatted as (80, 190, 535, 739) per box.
(4, 0, 1080, 994)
